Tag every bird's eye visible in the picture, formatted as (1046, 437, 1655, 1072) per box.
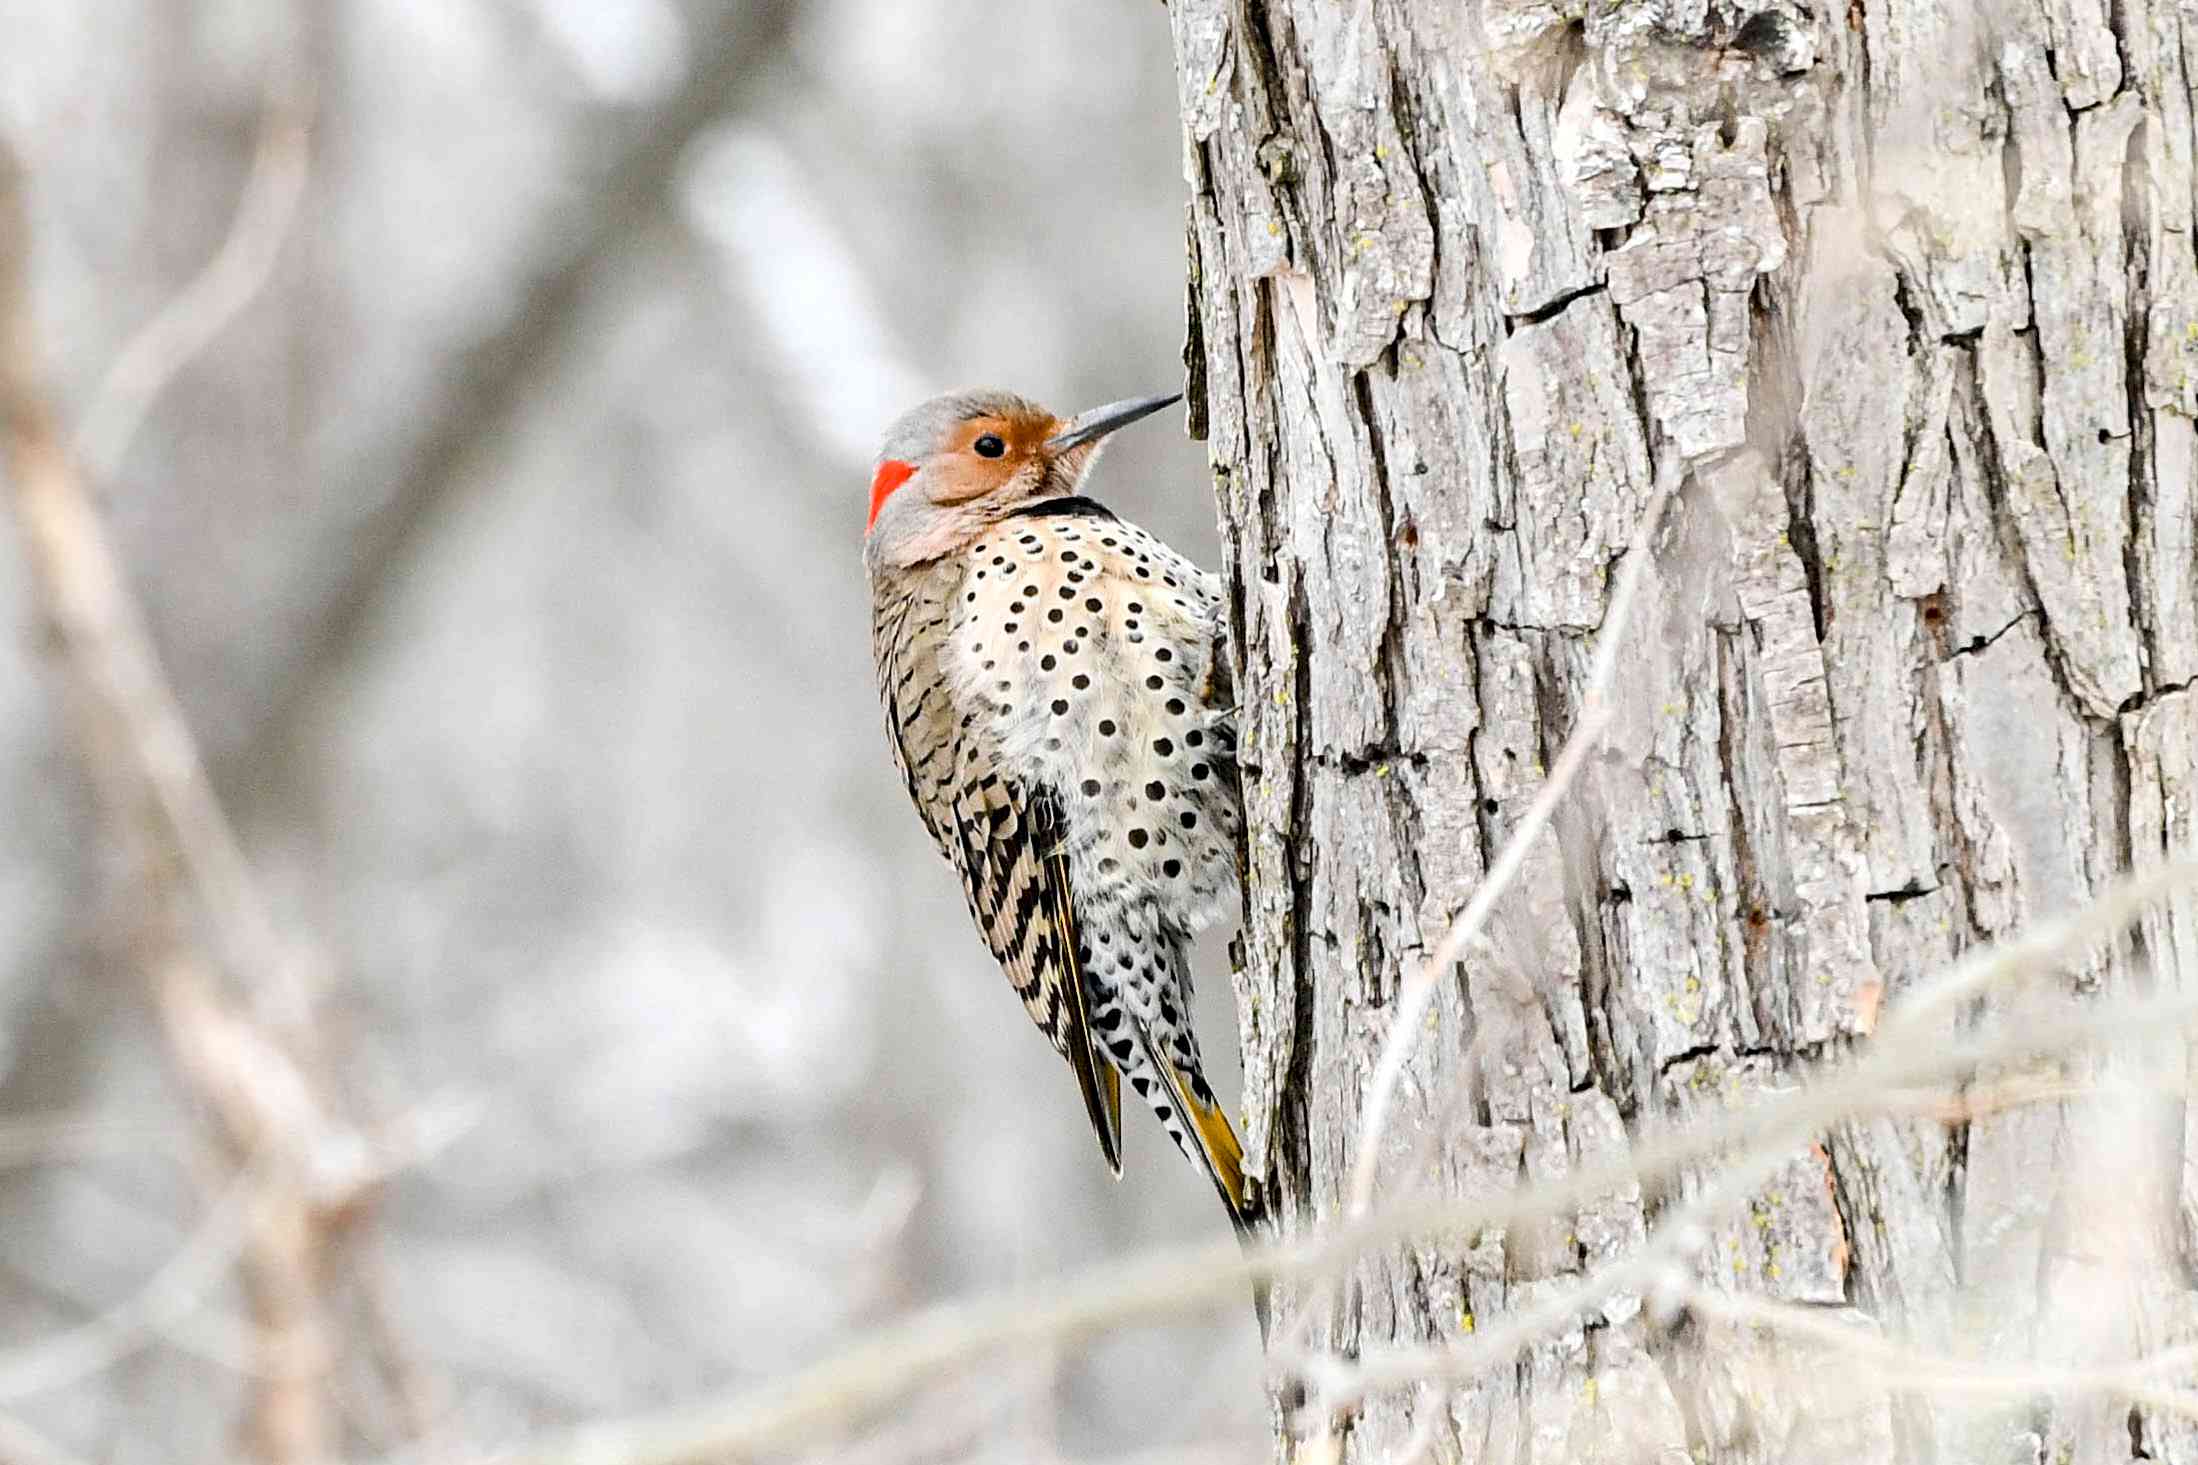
(973, 433, 1006, 459)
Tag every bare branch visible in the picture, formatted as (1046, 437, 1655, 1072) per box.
(1682, 1289, 2198, 1422)
(1343, 473, 1679, 1220)
(0, 1114, 185, 1171)
(74, 84, 312, 482)
(0, 1163, 270, 1401)
(0, 130, 315, 1038)
(222, 0, 800, 792)
(0, 123, 362, 1465)
(0, 15, 791, 1445)
(478, 857, 2198, 1465)
(1303, 1279, 2198, 1443)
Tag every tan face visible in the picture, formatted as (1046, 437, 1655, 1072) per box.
(922, 410, 1068, 508)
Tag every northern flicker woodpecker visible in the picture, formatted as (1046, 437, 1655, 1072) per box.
(864, 388, 1252, 1228)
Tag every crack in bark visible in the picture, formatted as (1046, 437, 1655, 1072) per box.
(1817, 1136, 1862, 1307)
(1504, 281, 1607, 328)
(1944, 608, 2039, 660)
(2117, 676, 2197, 715)
(1781, 435, 1832, 645)
(1655, 1039, 1791, 1078)
(1948, 352, 2105, 716)
(1281, 564, 1319, 1214)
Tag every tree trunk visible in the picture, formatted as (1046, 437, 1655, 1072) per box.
(1169, 1, 2198, 1460)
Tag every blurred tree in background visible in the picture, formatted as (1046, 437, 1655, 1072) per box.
(0, 3, 1261, 1460)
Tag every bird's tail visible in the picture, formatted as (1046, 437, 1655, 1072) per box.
(1135, 1029, 1272, 1340)
(1136, 1027, 1248, 1222)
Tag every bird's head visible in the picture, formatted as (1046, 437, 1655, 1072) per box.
(863, 387, 1178, 570)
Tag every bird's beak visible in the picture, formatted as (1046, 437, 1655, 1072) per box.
(1043, 391, 1182, 455)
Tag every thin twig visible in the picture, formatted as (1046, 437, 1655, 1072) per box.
(1684, 1289, 2198, 1421)
(0, 1163, 271, 1401)
(0, 122, 349, 1465)
(1292, 1051, 2172, 1408)
(1273, 472, 1674, 1402)
(1315, 1285, 2198, 1439)
(471, 857, 2197, 1465)
(1288, 1061, 1821, 1411)
(1883, 1073, 2125, 1123)
(0, 1115, 186, 1171)
(352, 1244, 450, 1448)
(0, 131, 314, 1039)
(1060, 1449, 1276, 1465)
(74, 87, 311, 482)
(1344, 475, 1677, 1221)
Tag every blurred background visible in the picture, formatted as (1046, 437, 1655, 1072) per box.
(0, 2, 1264, 1458)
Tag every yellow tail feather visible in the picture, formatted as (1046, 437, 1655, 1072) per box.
(1143, 1039, 1269, 1338)
(1145, 1039, 1251, 1224)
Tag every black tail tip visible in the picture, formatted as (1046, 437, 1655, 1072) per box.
(1225, 1176, 1268, 1238)
(1225, 1188, 1275, 1344)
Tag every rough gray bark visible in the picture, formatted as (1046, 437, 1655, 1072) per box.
(1170, 0, 2198, 1459)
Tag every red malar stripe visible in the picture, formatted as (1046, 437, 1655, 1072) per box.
(868, 459, 916, 532)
